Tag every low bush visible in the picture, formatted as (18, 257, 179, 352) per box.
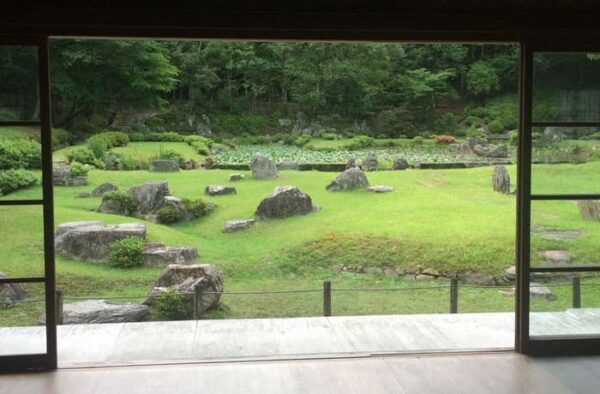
(0, 169, 37, 196)
(434, 135, 457, 144)
(509, 130, 519, 146)
(97, 131, 130, 148)
(272, 133, 296, 145)
(108, 237, 145, 268)
(487, 119, 505, 134)
(69, 161, 90, 177)
(51, 128, 73, 150)
(128, 132, 185, 143)
(411, 136, 424, 146)
(156, 205, 182, 224)
(154, 147, 184, 165)
(66, 148, 97, 166)
(115, 154, 147, 171)
(293, 135, 311, 147)
(212, 113, 271, 135)
(346, 135, 374, 150)
(465, 128, 482, 138)
(183, 198, 209, 218)
(321, 132, 339, 140)
(155, 288, 191, 320)
(102, 191, 138, 213)
(0, 138, 41, 170)
(184, 135, 212, 155)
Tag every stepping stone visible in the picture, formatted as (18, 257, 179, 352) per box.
(367, 185, 394, 193)
(533, 228, 583, 241)
(538, 250, 571, 262)
(223, 219, 255, 233)
(499, 283, 556, 300)
(205, 185, 237, 196)
(229, 173, 244, 181)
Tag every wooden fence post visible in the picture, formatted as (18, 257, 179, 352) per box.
(449, 278, 459, 314)
(55, 290, 63, 325)
(193, 285, 203, 319)
(323, 281, 332, 317)
(572, 276, 581, 309)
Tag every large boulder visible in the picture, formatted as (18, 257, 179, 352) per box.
(149, 160, 180, 172)
(0, 272, 27, 308)
(91, 183, 118, 197)
(55, 221, 146, 262)
(255, 186, 315, 219)
(492, 165, 511, 194)
(205, 185, 237, 196)
(326, 168, 369, 192)
(53, 167, 88, 186)
(249, 154, 278, 179)
(578, 200, 600, 220)
(40, 300, 148, 324)
(473, 144, 508, 158)
(361, 153, 378, 171)
(144, 264, 223, 316)
(142, 243, 198, 267)
(128, 181, 170, 214)
(393, 157, 409, 170)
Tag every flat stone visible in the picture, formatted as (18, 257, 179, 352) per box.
(205, 185, 237, 196)
(142, 243, 198, 267)
(55, 221, 146, 262)
(91, 183, 118, 197)
(367, 185, 394, 193)
(539, 250, 571, 262)
(40, 300, 148, 324)
(229, 173, 244, 181)
(223, 219, 255, 233)
(149, 159, 180, 172)
(535, 230, 583, 241)
(458, 271, 495, 286)
(362, 267, 383, 276)
(500, 283, 556, 300)
(0, 272, 27, 308)
(277, 161, 300, 170)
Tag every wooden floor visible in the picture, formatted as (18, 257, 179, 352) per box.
(1, 310, 598, 368)
(2, 352, 600, 393)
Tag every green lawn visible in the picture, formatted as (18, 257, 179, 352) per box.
(1, 162, 598, 325)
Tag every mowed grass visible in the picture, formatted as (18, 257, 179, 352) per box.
(1, 161, 598, 325)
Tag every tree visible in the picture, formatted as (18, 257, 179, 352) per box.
(466, 61, 500, 99)
(50, 40, 178, 127)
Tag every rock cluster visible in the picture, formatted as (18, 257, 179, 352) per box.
(326, 168, 369, 191)
(53, 167, 88, 186)
(255, 186, 316, 219)
(449, 137, 508, 159)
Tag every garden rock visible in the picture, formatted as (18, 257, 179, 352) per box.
(223, 219, 255, 233)
(466, 137, 488, 150)
(577, 200, 600, 220)
(205, 185, 237, 196)
(196, 114, 212, 137)
(99, 196, 135, 216)
(458, 271, 495, 286)
(40, 300, 148, 324)
(361, 153, 378, 171)
(500, 283, 556, 300)
(55, 221, 146, 262)
(53, 167, 88, 186)
(144, 264, 224, 316)
(255, 186, 315, 219)
(142, 243, 198, 267)
(148, 159, 180, 172)
(249, 154, 278, 179)
(345, 158, 358, 169)
(229, 173, 244, 181)
(0, 272, 27, 308)
(184, 160, 195, 170)
(203, 157, 216, 169)
(492, 165, 511, 194)
(474, 144, 508, 158)
(91, 183, 118, 197)
(367, 185, 394, 193)
(162, 196, 195, 221)
(502, 266, 516, 282)
(128, 181, 169, 214)
(393, 157, 409, 170)
(326, 168, 369, 191)
(277, 161, 300, 170)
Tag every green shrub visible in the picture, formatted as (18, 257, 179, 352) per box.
(347, 135, 374, 150)
(0, 169, 37, 196)
(183, 198, 208, 218)
(96, 131, 129, 148)
(465, 115, 483, 127)
(272, 133, 296, 145)
(155, 288, 191, 320)
(0, 138, 41, 170)
(69, 161, 90, 177)
(108, 237, 145, 268)
(294, 135, 311, 147)
(509, 130, 519, 146)
(102, 191, 138, 213)
(66, 148, 97, 166)
(212, 113, 271, 134)
(466, 128, 482, 138)
(51, 128, 73, 150)
(488, 119, 505, 134)
(87, 135, 109, 159)
(184, 135, 212, 155)
(128, 132, 185, 143)
(411, 136, 424, 146)
(321, 132, 339, 140)
(115, 154, 147, 171)
(433, 112, 459, 133)
(154, 147, 184, 166)
(156, 205, 182, 224)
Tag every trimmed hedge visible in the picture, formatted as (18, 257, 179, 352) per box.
(0, 169, 38, 195)
(0, 138, 41, 170)
(108, 237, 145, 268)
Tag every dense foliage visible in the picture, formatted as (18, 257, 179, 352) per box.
(0, 138, 41, 170)
(0, 169, 37, 195)
(108, 237, 145, 268)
